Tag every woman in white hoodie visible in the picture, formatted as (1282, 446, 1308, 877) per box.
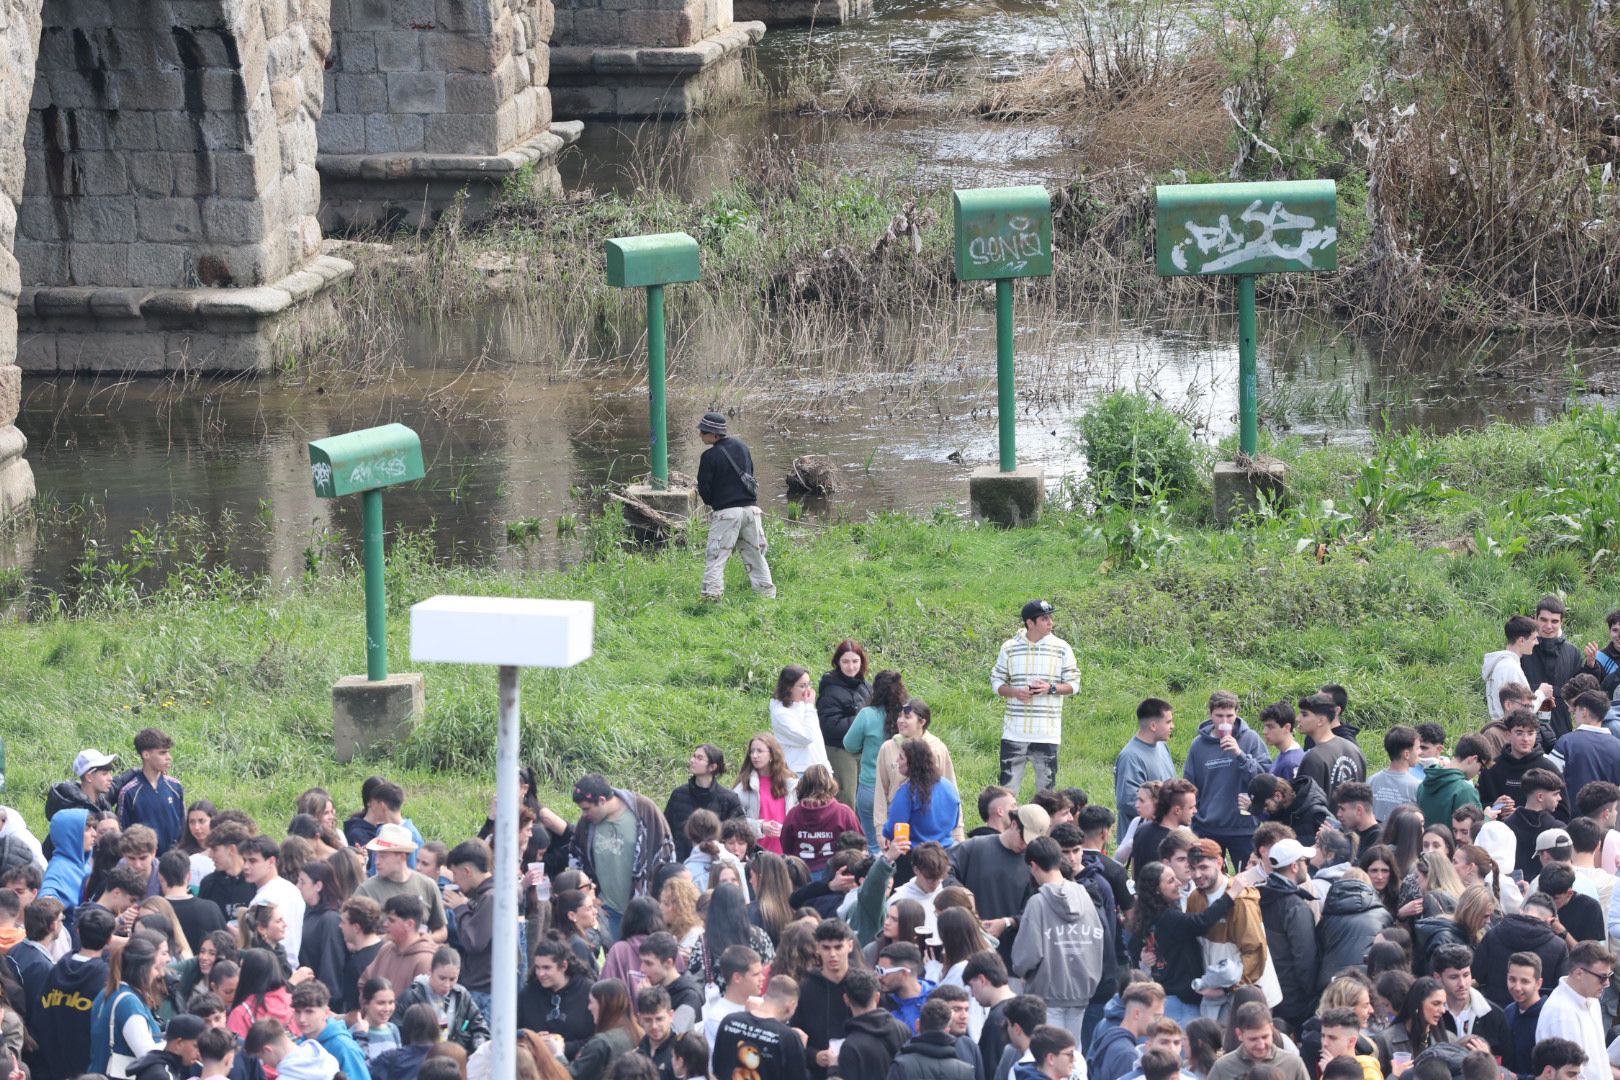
(769, 665, 829, 775)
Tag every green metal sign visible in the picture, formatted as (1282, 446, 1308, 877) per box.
(309, 424, 425, 499)
(606, 233, 701, 289)
(1155, 179, 1337, 277)
(952, 186, 1053, 282)
(309, 423, 425, 682)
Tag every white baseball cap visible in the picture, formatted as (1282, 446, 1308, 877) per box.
(73, 749, 118, 777)
(1268, 838, 1317, 869)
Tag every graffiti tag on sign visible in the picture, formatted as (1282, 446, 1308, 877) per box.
(1154, 180, 1338, 278)
(953, 187, 1054, 282)
(1170, 200, 1337, 275)
(311, 461, 334, 495)
(347, 454, 411, 489)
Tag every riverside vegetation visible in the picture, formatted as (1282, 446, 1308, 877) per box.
(4, 397, 1620, 841)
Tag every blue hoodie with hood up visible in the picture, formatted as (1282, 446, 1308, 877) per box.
(40, 808, 89, 910)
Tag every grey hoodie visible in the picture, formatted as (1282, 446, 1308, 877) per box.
(1483, 649, 1531, 721)
(1010, 878, 1105, 1006)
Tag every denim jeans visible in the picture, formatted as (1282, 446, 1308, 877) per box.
(469, 990, 493, 1018)
(857, 784, 879, 853)
(1163, 995, 1202, 1026)
(600, 905, 623, 947)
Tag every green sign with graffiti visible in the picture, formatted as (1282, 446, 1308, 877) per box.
(1155, 179, 1337, 278)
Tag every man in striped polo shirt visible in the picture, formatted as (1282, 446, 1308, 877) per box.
(991, 599, 1080, 795)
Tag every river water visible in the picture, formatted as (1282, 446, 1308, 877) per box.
(1, 1, 1605, 601)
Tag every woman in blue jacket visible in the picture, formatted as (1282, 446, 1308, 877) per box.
(90, 931, 167, 1078)
(883, 739, 961, 849)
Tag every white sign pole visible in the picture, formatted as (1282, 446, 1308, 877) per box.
(411, 597, 594, 1080)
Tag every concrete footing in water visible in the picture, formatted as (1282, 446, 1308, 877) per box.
(969, 465, 1045, 527)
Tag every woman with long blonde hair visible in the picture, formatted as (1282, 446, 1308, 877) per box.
(659, 877, 702, 963)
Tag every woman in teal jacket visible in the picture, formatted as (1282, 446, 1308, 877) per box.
(843, 670, 907, 853)
(90, 931, 167, 1078)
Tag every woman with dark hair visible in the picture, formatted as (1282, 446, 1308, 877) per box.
(1379, 976, 1446, 1057)
(519, 939, 594, 1058)
(89, 931, 168, 1078)
(1184, 1018, 1224, 1080)
(873, 700, 962, 847)
(747, 851, 794, 946)
(238, 902, 299, 980)
(178, 799, 217, 859)
(479, 766, 572, 876)
(172, 928, 238, 1010)
(327, 847, 365, 904)
(862, 899, 926, 966)
(278, 835, 312, 891)
(372, 1002, 441, 1080)
(600, 896, 665, 984)
(1129, 861, 1256, 1025)
(226, 946, 294, 1038)
(771, 664, 830, 776)
(1398, 825, 1457, 905)
(687, 883, 774, 990)
(1358, 844, 1403, 918)
(782, 766, 862, 878)
(844, 669, 907, 852)
(934, 906, 985, 988)
(733, 733, 797, 855)
(818, 639, 873, 810)
(664, 744, 744, 862)
(552, 890, 603, 977)
(288, 813, 344, 860)
(884, 739, 960, 849)
(568, 979, 642, 1080)
(1380, 806, 1426, 886)
(768, 921, 817, 986)
(298, 859, 347, 1000)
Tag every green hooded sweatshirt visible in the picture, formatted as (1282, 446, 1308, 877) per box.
(1417, 764, 1481, 827)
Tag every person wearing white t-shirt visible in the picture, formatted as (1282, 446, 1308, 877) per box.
(242, 834, 306, 963)
(703, 945, 763, 1067)
(1536, 942, 1616, 1080)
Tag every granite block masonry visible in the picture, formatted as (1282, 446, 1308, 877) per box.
(320, 0, 580, 231)
(12, 0, 353, 377)
(0, 0, 42, 519)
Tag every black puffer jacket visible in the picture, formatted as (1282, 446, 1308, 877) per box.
(837, 1007, 911, 1078)
(887, 1031, 975, 1080)
(1413, 914, 1466, 978)
(1316, 877, 1393, 990)
(1473, 912, 1570, 1007)
(817, 670, 871, 745)
(1257, 872, 1319, 1027)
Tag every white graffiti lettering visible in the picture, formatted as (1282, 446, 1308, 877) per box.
(1169, 199, 1337, 274)
(969, 229, 1046, 273)
(311, 461, 333, 492)
(346, 454, 410, 488)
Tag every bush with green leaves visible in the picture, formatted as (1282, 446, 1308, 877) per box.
(1076, 391, 1205, 507)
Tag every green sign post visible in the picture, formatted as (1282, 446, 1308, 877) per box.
(1154, 179, 1337, 456)
(953, 186, 1054, 473)
(310, 424, 426, 681)
(606, 233, 701, 490)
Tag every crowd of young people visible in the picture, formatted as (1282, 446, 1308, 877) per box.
(6, 597, 1620, 1080)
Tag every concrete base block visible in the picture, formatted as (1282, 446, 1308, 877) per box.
(1213, 458, 1289, 525)
(969, 465, 1045, 527)
(16, 255, 354, 375)
(625, 484, 698, 520)
(549, 23, 766, 118)
(0, 450, 33, 520)
(332, 672, 426, 763)
(734, 0, 870, 25)
(318, 123, 582, 235)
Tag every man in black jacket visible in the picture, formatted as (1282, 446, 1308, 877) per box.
(1433, 943, 1511, 1048)
(128, 1013, 205, 1080)
(1481, 710, 1564, 815)
(639, 933, 704, 1035)
(1524, 596, 1600, 738)
(696, 412, 775, 600)
(837, 968, 910, 1079)
(1472, 894, 1569, 1007)
(888, 999, 975, 1080)
(1258, 839, 1321, 1030)
(794, 919, 857, 1080)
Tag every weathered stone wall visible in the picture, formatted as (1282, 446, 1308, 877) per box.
(321, 0, 551, 159)
(553, 0, 728, 48)
(16, 0, 329, 290)
(0, 0, 41, 517)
